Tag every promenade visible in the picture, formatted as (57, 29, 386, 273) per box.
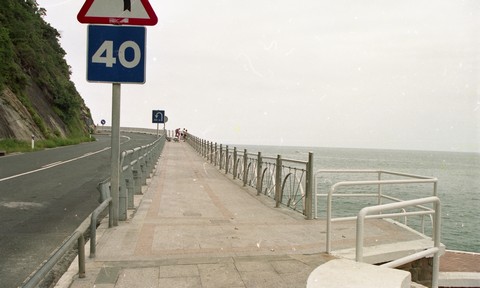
(60, 141, 429, 288)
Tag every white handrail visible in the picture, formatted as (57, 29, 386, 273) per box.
(314, 169, 437, 253)
(356, 196, 441, 288)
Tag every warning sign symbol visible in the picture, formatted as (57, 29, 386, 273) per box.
(77, 0, 158, 26)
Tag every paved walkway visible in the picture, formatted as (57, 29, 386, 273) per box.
(60, 141, 430, 288)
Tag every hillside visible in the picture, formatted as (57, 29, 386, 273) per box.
(0, 0, 93, 142)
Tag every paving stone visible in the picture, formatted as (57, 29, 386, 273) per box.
(198, 263, 244, 288)
(95, 267, 121, 284)
(158, 276, 202, 288)
(160, 264, 199, 277)
(115, 268, 159, 288)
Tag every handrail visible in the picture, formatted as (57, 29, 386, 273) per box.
(21, 201, 104, 287)
(90, 196, 112, 258)
(314, 169, 437, 253)
(356, 196, 441, 288)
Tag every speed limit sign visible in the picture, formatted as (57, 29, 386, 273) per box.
(87, 25, 146, 83)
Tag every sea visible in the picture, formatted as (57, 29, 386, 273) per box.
(239, 145, 480, 253)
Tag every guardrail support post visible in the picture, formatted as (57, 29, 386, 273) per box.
(126, 177, 134, 208)
(214, 143, 218, 166)
(133, 169, 142, 194)
(140, 160, 147, 185)
(78, 235, 86, 278)
(119, 183, 127, 221)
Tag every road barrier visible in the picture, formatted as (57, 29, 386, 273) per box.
(21, 131, 165, 287)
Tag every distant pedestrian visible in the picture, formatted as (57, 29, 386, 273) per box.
(183, 129, 188, 141)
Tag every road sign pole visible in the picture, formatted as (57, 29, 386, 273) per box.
(110, 83, 121, 226)
(156, 123, 159, 137)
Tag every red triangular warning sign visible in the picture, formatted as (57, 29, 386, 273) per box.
(77, 0, 158, 26)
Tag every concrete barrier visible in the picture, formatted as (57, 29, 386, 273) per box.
(307, 259, 412, 288)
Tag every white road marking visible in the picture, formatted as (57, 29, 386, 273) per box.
(41, 161, 63, 168)
(0, 147, 110, 183)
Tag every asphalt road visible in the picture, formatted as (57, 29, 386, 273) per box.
(0, 132, 158, 288)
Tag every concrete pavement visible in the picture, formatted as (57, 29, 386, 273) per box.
(59, 141, 426, 288)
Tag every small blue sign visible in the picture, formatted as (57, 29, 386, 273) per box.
(87, 25, 146, 83)
(152, 110, 165, 123)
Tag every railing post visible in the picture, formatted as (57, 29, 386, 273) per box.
(377, 171, 383, 205)
(305, 152, 314, 220)
(275, 154, 282, 208)
(432, 200, 441, 288)
(243, 149, 248, 186)
(126, 171, 134, 209)
(205, 140, 208, 158)
(139, 150, 147, 185)
(78, 234, 86, 278)
(256, 152, 262, 195)
(119, 152, 127, 221)
(204, 139, 207, 158)
(233, 147, 238, 179)
(225, 145, 229, 174)
(207, 141, 210, 161)
(210, 142, 214, 164)
(119, 183, 127, 220)
(214, 142, 218, 167)
(219, 144, 223, 170)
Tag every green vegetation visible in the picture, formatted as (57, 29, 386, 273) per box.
(0, 0, 92, 140)
(0, 136, 96, 154)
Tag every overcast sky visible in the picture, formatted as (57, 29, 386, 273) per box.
(37, 0, 479, 152)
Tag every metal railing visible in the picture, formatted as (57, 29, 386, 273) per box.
(356, 196, 441, 288)
(185, 133, 314, 219)
(21, 131, 165, 287)
(118, 137, 165, 220)
(314, 169, 437, 253)
(22, 194, 112, 288)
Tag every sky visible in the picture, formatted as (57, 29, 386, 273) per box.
(37, 0, 480, 152)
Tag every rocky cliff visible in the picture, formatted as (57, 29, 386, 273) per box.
(0, 0, 93, 141)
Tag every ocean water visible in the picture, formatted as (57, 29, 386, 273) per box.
(240, 145, 480, 253)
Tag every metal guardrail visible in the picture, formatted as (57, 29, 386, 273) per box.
(184, 133, 314, 219)
(356, 196, 441, 288)
(314, 169, 437, 253)
(21, 131, 165, 287)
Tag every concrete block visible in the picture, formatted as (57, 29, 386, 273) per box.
(307, 259, 411, 288)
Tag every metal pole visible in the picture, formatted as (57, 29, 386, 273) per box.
(256, 152, 262, 195)
(275, 155, 282, 207)
(219, 144, 223, 170)
(305, 152, 314, 219)
(111, 83, 121, 226)
(225, 145, 229, 174)
(78, 235, 86, 278)
(233, 147, 237, 179)
(243, 149, 248, 186)
(432, 199, 441, 288)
